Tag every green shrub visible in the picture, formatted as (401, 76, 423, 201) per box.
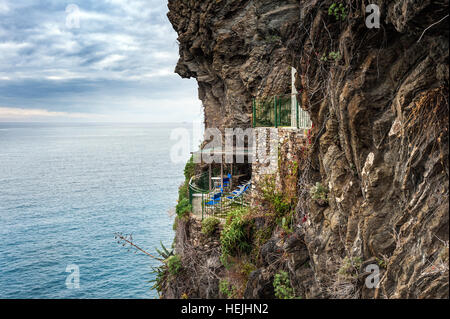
(173, 216, 178, 230)
(173, 156, 195, 231)
(149, 242, 175, 294)
(261, 176, 292, 217)
(376, 257, 387, 269)
(184, 155, 195, 180)
(320, 51, 342, 62)
(328, 2, 347, 21)
(178, 156, 195, 202)
(272, 194, 291, 216)
(220, 208, 252, 265)
(310, 182, 329, 201)
(176, 198, 191, 218)
(167, 255, 182, 276)
(219, 279, 235, 299)
(202, 217, 220, 236)
(273, 271, 296, 299)
(149, 265, 166, 294)
(178, 181, 189, 202)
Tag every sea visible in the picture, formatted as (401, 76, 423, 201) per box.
(0, 122, 192, 298)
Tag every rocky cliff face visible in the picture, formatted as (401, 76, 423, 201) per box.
(165, 0, 449, 299)
(168, 0, 299, 129)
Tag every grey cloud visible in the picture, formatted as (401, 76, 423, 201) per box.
(0, 0, 199, 122)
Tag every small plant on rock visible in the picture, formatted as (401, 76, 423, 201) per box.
(328, 2, 347, 21)
(219, 279, 236, 299)
(261, 175, 292, 217)
(220, 208, 252, 267)
(310, 182, 329, 202)
(376, 256, 388, 269)
(273, 271, 296, 299)
(148, 241, 174, 295)
(176, 198, 192, 219)
(167, 255, 182, 276)
(320, 51, 342, 62)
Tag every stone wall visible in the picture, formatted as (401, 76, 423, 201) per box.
(251, 127, 310, 205)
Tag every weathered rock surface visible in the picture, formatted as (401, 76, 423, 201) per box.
(162, 216, 224, 299)
(165, 0, 449, 299)
(290, 0, 449, 299)
(167, 0, 298, 130)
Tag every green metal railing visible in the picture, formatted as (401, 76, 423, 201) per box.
(252, 94, 312, 129)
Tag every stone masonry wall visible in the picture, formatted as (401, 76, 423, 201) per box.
(251, 127, 310, 205)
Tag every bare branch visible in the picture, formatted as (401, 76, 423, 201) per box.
(114, 232, 162, 261)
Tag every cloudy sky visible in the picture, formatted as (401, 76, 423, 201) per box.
(0, 0, 202, 122)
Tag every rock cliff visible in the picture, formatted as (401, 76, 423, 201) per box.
(167, 0, 299, 129)
(164, 0, 449, 299)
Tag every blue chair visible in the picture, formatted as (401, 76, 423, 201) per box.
(215, 174, 232, 188)
(225, 174, 233, 186)
(228, 184, 244, 197)
(226, 183, 250, 200)
(205, 189, 223, 206)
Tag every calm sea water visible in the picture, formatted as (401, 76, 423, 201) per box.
(0, 123, 190, 299)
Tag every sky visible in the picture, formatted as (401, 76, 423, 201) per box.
(0, 0, 202, 122)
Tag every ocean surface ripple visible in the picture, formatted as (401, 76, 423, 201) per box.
(0, 123, 189, 298)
